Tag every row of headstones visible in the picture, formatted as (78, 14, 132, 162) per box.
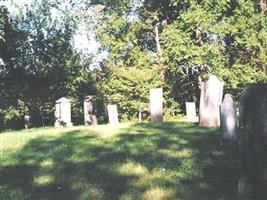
(185, 75, 238, 141)
(55, 96, 98, 127)
(198, 76, 267, 198)
(54, 88, 164, 127)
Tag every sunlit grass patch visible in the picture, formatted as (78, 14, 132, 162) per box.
(143, 187, 175, 200)
(158, 148, 196, 159)
(34, 174, 54, 186)
(72, 182, 105, 199)
(40, 159, 54, 169)
(118, 161, 148, 176)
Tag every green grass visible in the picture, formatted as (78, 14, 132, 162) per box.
(0, 122, 239, 200)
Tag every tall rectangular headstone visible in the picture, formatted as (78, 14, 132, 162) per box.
(84, 95, 98, 125)
(107, 104, 119, 124)
(220, 94, 238, 141)
(238, 84, 267, 200)
(55, 97, 73, 127)
(150, 88, 163, 122)
(199, 75, 223, 127)
(186, 102, 197, 121)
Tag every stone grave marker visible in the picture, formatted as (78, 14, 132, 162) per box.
(186, 102, 197, 121)
(150, 88, 163, 122)
(199, 75, 223, 127)
(238, 84, 267, 200)
(24, 115, 30, 129)
(55, 97, 73, 127)
(107, 104, 119, 124)
(84, 95, 97, 125)
(220, 94, 238, 141)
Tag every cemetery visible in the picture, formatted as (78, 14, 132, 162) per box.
(0, 1, 267, 200)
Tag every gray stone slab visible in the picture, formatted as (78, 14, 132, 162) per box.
(199, 75, 223, 127)
(84, 95, 97, 125)
(55, 97, 73, 127)
(186, 102, 197, 121)
(238, 84, 267, 199)
(220, 94, 238, 141)
(107, 104, 119, 124)
(150, 88, 163, 122)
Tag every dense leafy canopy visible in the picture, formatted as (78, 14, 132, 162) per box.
(0, 0, 266, 130)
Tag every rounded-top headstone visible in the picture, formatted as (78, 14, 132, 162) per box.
(220, 94, 237, 141)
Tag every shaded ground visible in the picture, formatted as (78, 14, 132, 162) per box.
(0, 122, 239, 200)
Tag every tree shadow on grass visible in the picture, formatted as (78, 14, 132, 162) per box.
(0, 122, 239, 200)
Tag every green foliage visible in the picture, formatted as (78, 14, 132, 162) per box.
(0, 7, 6, 40)
(0, 100, 27, 130)
(1, 0, 267, 129)
(162, 0, 267, 101)
(96, 65, 163, 121)
(0, 1, 96, 129)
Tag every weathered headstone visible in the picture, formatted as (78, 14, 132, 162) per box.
(186, 102, 197, 121)
(199, 75, 223, 127)
(24, 115, 30, 129)
(150, 88, 163, 122)
(84, 95, 97, 125)
(220, 94, 238, 141)
(54, 97, 73, 127)
(238, 84, 267, 200)
(107, 104, 119, 124)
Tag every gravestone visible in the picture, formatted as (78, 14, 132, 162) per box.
(54, 97, 73, 127)
(238, 84, 267, 200)
(150, 88, 163, 122)
(220, 94, 238, 141)
(107, 104, 119, 124)
(186, 102, 197, 121)
(199, 75, 223, 127)
(24, 115, 30, 129)
(84, 95, 97, 125)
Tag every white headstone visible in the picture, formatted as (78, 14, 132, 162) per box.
(150, 88, 163, 122)
(107, 104, 119, 124)
(24, 115, 30, 129)
(199, 75, 223, 127)
(220, 94, 238, 141)
(84, 95, 97, 125)
(55, 97, 73, 127)
(186, 102, 197, 121)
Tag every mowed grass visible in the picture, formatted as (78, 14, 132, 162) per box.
(0, 122, 239, 200)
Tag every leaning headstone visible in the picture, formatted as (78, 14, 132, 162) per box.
(84, 95, 97, 125)
(186, 102, 197, 121)
(238, 84, 267, 200)
(220, 94, 238, 141)
(199, 75, 223, 127)
(54, 97, 73, 127)
(107, 104, 119, 124)
(150, 88, 163, 122)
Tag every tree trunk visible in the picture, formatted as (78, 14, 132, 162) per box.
(260, 0, 266, 15)
(155, 22, 162, 61)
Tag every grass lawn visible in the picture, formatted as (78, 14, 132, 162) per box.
(0, 122, 239, 200)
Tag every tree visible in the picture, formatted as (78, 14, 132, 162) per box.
(0, 1, 96, 129)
